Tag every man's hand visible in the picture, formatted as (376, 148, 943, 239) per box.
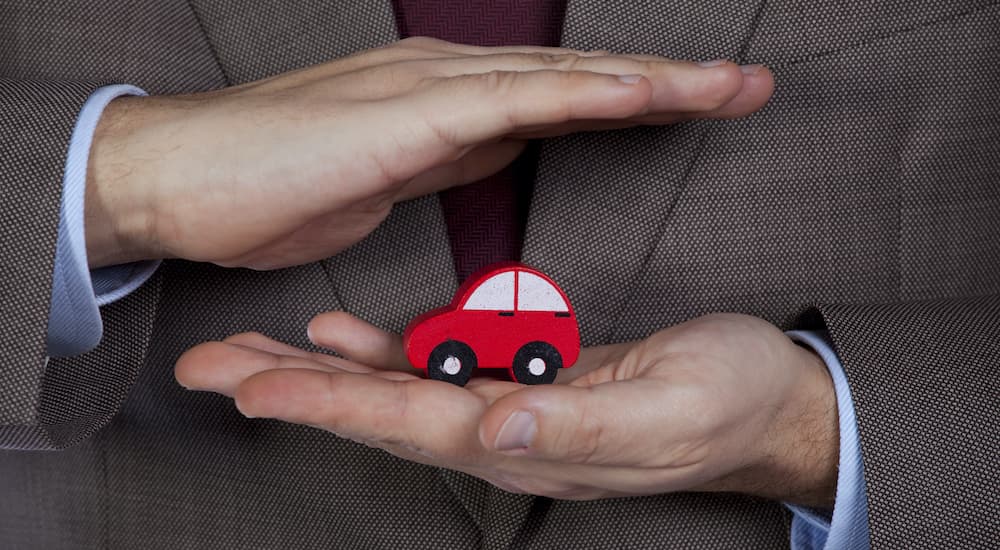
(84, 37, 773, 268)
(176, 312, 838, 507)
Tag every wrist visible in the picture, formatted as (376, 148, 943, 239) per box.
(701, 343, 839, 506)
(85, 95, 167, 267)
(759, 344, 839, 507)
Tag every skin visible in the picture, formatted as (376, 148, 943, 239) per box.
(85, 37, 774, 268)
(177, 312, 838, 508)
(84, 37, 837, 506)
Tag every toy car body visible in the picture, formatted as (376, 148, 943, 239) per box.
(403, 263, 580, 386)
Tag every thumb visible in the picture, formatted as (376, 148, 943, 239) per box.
(478, 379, 664, 466)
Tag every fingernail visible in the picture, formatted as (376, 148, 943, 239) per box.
(740, 64, 764, 75)
(234, 400, 256, 419)
(697, 59, 728, 68)
(617, 74, 643, 85)
(494, 410, 537, 452)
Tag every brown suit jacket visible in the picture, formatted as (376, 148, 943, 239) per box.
(1, 0, 998, 548)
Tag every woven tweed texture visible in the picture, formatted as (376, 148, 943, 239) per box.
(1, 0, 998, 548)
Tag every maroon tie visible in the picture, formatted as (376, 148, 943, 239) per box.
(393, 0, 568, 281)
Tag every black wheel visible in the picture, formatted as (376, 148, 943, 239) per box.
(427, 340, 476, 387)
(511, 341, 561, 385)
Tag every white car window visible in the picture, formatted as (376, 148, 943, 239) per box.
(517, 272, 568, 312)
(463, 272, 515, 310)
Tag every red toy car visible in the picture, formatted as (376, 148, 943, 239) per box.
(403, 263, 580, 386)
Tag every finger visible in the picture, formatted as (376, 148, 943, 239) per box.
(307, 311, 411, 371)
(223, 332, 311, 356)
(344, 70, 655, 196)
(478, 378, 676, 466)
(317, 48, 628, 102)
(234, 369, 491, 463)
(422, 54, 745, 114)
(646, 63, 773, 123)
(176, 341, 370, 396)
(240, 38, 471, 93)
(403, 40, 731, 72)
(689, 64, 774, 120)
(410, 39, 611, 58)
(464, 377, 525, 402)
(508, 64, 774, 138)
(394, 71, 652, 161)
(222, 331, 347, 366)
(222, 331, 392, 374)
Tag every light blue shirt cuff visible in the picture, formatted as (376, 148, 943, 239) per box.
(785, 330, 871, 550)
(46, 84, 160, 358)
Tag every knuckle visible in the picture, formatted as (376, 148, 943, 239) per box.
(637, 59, 662, 75)
(559, 395, 605, 463)
(693, 66, 743, 110)
(476, 69, 519, 94)
(531, 52, 585, 71)
(461, 71, 524, 123)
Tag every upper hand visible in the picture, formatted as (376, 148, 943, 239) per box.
(85, 37, 773, 268)
(176, 312, 838, 507)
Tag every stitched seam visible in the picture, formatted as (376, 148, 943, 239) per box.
(606, 130, 710, 343)
(772, 2, 1000, 68)
(895, 148, 904, 303)
(183, 0, 232, 86)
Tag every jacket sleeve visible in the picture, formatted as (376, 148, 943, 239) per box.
(0, 77, 160, 450)
(800, 297, 1000, 548)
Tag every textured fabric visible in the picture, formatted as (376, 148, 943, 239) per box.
(787, 331, 871, 550)
(808, 298, 1000, 548)
(0, 77, 103, 427)
(394, 0, 568, 280)
(2, 0, 1000, 548)
(47, 84, 159, 357)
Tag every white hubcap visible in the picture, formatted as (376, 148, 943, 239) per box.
(528, 358, 547, 376)
(442, 356, 462, 375)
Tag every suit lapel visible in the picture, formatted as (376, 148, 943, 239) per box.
(524, 0, 769, 347)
